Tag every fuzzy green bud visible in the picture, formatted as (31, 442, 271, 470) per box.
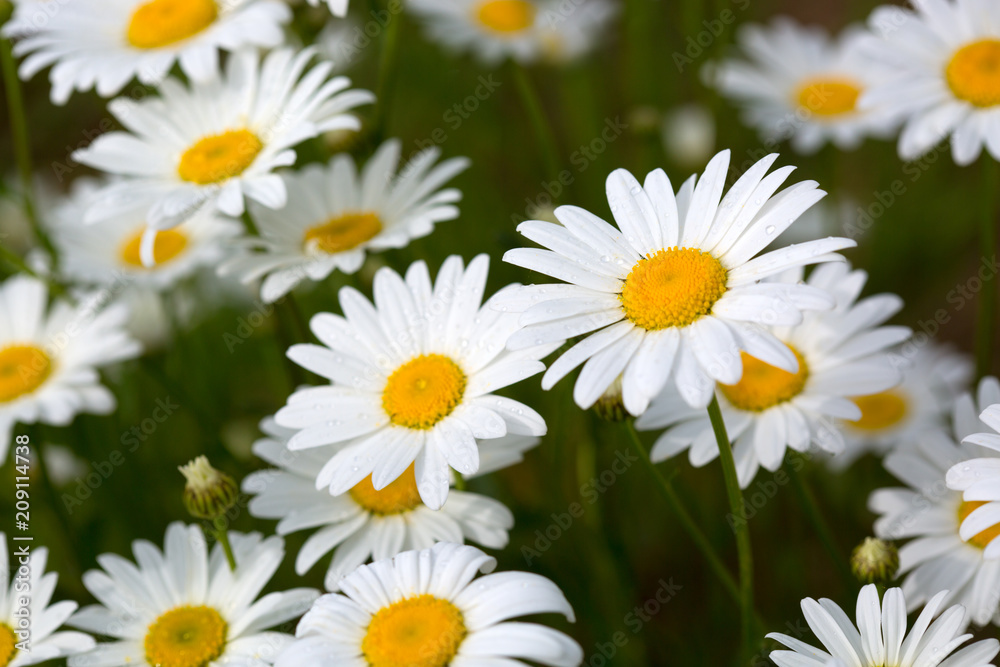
(179, 456, 239, 521)
(851, 537, 899, 585)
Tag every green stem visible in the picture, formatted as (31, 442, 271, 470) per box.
(0, 243, 70, 299)
(976, 157, 998, 380)
(787, 461, 856, 591)
(624, 420, 740, 603)
(369, 5, 402, 148)
(511, 62, 563, 184)
(283, 293, 311, 344)
(239, 210, 307, 387)
(707, 394, 755, 662)
(212, 519, 237, 571)
(32, 438, 85, 583)
(142, 357, 220, 435)
(1, 37, 57, 266)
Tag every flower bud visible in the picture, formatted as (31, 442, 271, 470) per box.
(851, 537, 899, 585)
(593, 375, 629, 422)
(179, 456, 239, 521)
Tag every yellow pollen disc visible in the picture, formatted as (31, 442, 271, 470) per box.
(475, 0, 535, 33)
(0, 624, 16, 667)
(144, 605, 227, 667)
(303, 212, 383, 254)
(947, 39, 1000, 107)
(126, 0, 218, 49)
(363, 594, 467, 667)
(382, 354, 467, 430)
(796, 77, 862, 117)
(958, 500, 1000, 550)
(619, 247, 728, 331)
(120, 227, 189, 267)
(350, 464, 423, 515)
(849, 390, 908, 432)
(719, 348, 809, 412)
(177, 129, 263, 185)
(0, 345, 53, 404)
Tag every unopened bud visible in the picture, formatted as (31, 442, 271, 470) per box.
(179, 456, 239, 521)
(593, 375, 629, 422)
(851, 537, 899, 585)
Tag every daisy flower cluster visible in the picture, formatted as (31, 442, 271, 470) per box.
(1, 0, 1000, 664)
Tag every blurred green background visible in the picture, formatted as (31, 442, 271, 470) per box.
(1, 0, 997, 664)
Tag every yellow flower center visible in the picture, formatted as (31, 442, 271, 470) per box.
(382, 354, 467, 430)
(303, 212, 383, 254)
(619, 247, 728, 331)
(177, 129, 263, 185)
(362, 594, 467, 667)
(126, 0, 218, 49)
(947, 39, 1000, 107)
(0, 345, 53, 404)
(958, 500, 1000, 550)
(849, 390, 908, 432)
(144, 606, 227, 667)
(120, 227, 189, 267)
(796, 77, 862, 117)
(350, 464, 423, 515)
(719, 348, 809, 412)
(0, 624, 17, 667)
(475, 0, 535, 33)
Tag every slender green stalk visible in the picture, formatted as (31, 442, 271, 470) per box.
(32, 436, 85, 583)
(142, 357, 220, 434)
(787, 462, 856, 591)
(239, 210, 308, 387)
(624, 420, 740, 603)
(0, 242, 69, 298)
(283, 293, 311, 344)
(707, 394, 755, 661)
(511, 63, 563, 183)
(1, 37, 58, 265)
(976, 157, 998, 380)
(0, 242, 70, 299)
(369, 5, 402, 147)
(212, 519, 237, 571)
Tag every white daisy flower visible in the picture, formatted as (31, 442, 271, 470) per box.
(244, 418, 536, 590)
(306, 0, 349, 17)
(870, 376, 1000, 626)
(499, 149, 856, 415)
(635, 262, 909, 488)
(72, 47, 374, 233)
(48, 178, 241, 291)
(407, 0, 614, 65)
(860, 0, 1000, 165)
(947, 401, 1000, 559)
(0, 533, 95, 666)
(0, 275, 142, 462)
(67, 522, 319, 667)
(275, 543, 583, 667)
(706, 18, 899, 154)
(219, 140, 470, 303)
(274, 254, 555, 510)
(837, 344, 973, 470)
(768, 583, 1000, 667)
(5, 0, 291, 104)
